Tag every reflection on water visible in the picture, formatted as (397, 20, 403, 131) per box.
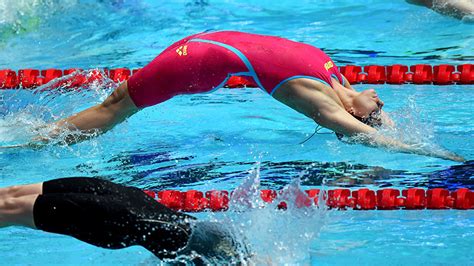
(88, 147, 474, 190)
(1, 0, 473, 69)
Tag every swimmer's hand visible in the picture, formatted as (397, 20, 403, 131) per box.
(176, 221, 251, 264)
(356, 134, 466, 162)
(432, 149, 466, 162)
(397, 141, 466, 162)
(0, 136, 49, 150)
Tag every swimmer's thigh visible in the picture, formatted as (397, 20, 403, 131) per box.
(33, 192, 194, 258)
(127, 41, 248, 108)
(42, 177, 145, 197)
(34, 193, 140, 249)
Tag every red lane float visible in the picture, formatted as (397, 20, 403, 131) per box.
(1, 64, 473, 89)
(143, 187, 474, 212)
(0, 69, 17, 89)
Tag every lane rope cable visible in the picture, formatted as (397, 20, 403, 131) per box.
(142, 187, 474, 212)
(0, 64, 473, 89)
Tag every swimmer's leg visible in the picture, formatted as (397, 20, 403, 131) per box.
(0, 177, 129, 198)
(0, 190, 193, 259)
(0, 194, 37, 228)
(0, 183, 43, 198)
(0, 177, 140, 228)
(0, 180, 249, 262)
(50, 81, 139, 144)
(33, 191, 194, 259)
(41, 177, 143, 197)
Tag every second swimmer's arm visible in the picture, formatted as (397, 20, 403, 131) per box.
(48, 82, 139, 144)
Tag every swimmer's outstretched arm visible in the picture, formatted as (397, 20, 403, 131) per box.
(47, 82, 139, 144)
(273, 80, 466, 162)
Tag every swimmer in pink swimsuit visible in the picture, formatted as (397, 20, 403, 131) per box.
(127, 31, 344, 107)
(51, 31, 464, 162)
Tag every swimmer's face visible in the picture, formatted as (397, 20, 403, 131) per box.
(352, 89, 384, 126)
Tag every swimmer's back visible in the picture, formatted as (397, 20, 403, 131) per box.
(128, 31, 343, 107)
(193, 31, 343, 93)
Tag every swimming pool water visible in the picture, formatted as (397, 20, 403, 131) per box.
(0, 0, 473, 265)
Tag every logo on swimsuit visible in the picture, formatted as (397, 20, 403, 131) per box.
(324, 61, 334, 71)
(176, 45, 188, 56)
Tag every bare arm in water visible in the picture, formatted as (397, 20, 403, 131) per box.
(31, 74, 464, 162)
(37, 77, 464, 162)
(46, 81, 139, 143)
(406, 0, 474, 20)
(273, 78, 466, 162)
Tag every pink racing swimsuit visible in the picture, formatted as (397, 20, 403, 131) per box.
(128, 31, 344, 108)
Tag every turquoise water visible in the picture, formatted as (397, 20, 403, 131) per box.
(0, 0, 473, 265)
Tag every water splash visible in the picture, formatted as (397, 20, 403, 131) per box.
(0, 109, 44, 143)
(346, 95, 455, 159)
(0, 69, 116, 149)
(382, 95, 435, 144)
(185, 163, 330, 264)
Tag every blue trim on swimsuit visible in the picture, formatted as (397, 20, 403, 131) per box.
(340, 74, 346, 86)
(232, 71, 253, 77)
(331, 73, 345, 86)
(188, 38, 266, 92)
(189, 38, 339, 96)
(270, 75, 331, 95)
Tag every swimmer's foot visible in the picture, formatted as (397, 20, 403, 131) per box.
(175, 221, 251, 264)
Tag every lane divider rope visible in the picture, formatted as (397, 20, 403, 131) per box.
(0, 64, 473, 89)
(142, 187, 474, 212)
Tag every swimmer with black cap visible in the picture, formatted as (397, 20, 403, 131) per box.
(0, 177, 250, 264)
(32, 31, 464, 162)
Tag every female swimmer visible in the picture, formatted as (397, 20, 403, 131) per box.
(47, 31, 464, 161)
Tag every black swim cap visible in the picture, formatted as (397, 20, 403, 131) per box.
(176, 221, 251, 263)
